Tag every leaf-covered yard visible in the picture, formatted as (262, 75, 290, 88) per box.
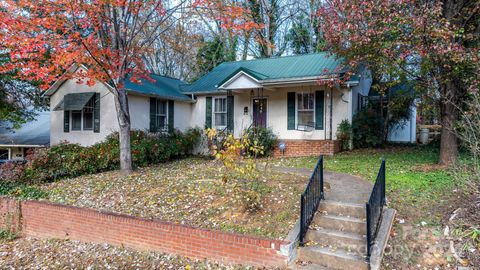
(38, 158, 308, 239)
(0, 237, 251, 270)
(271, 146, 478, 269)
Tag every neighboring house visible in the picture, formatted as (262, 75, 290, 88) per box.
(367, 83, 417, 144)
(45, 53, 372, 156)
(0, 110, 50, 162)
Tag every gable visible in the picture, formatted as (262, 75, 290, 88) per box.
(219, 71, 262, 90)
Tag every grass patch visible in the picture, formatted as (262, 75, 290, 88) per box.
(0, 229, 17, 242)
(271, 145, 463, 224)
(0, 182, 49, 200)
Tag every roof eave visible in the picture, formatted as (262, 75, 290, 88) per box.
(126, 89, 195, 103)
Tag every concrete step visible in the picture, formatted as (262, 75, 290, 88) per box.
(305, 227, 367, 254)
(298, 246, 369, 270)
(313, 214, 366, 235)
(289, 263, 332, 270)
(318, 200, 366, 219)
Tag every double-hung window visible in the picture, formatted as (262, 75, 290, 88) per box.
(71, 97, 95, 131)
(297, 92, 315, 127)
(155, 99, 168, 131)
(213, 97, 227, 129)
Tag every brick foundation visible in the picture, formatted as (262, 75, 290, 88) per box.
(273, 140, 341, 157)
(0, 197, 289, 267)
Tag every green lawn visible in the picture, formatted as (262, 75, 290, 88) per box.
(271, 145, 463, 224)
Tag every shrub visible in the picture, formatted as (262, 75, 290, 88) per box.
(336, 119, 352, 151)
(207, 130, 266, 212)
(352, 108, 385, 148)
(0, 128, 202, 184)
(244, 127, 278, 157)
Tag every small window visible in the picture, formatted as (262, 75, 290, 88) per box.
(156, 100, 167, 131)
(297, 93, 315, 127)
(213, 97, 227, 128)
(71, 110, 82, 131)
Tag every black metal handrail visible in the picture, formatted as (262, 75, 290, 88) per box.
(299, 155, 324, 245)
(366, 159, 386, 259)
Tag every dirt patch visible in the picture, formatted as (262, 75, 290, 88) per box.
(413, 164, 449, 172)
(384, 184, 480, 270)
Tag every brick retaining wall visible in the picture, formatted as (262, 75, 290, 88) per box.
(273, 140, 341, 157)
(0, 197, 289, 267)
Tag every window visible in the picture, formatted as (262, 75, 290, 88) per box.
(71, 110, 82, 131)
(213, 97, 227, 128)
(70, 96, 95, 131)
(155, 99, 168, 131)
(297, 92, 315, 127)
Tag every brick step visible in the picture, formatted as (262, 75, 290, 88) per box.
(298, 246, 369, 270)
(318, 200, 366, 219)
(312, 214, 366, 235)
(305, 227, 367, 255)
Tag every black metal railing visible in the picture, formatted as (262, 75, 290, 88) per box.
(299, 155, 324, 245)
(366, 159, 386, 258)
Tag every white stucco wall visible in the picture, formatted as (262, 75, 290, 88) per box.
(50, 80, 119, 146)
(129, 95, 150, 131)
(174, 101, 193, 131)
(191, 96, 206, 129)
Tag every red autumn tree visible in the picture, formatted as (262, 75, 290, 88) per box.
(317, 0, 479, 165)
(0, 0, 255, 174)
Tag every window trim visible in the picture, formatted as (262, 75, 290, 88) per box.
(212, 96, 227, 129)
(295, 92, 316, 129)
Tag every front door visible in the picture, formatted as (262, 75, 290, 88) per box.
(253, 98, 267, 128)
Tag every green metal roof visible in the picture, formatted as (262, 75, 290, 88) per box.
(181, 52, 347, 93)
(125, 74, 191, 101)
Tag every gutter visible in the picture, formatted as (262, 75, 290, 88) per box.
(0, 144, 47, 148)
(126, 89, 196, 103)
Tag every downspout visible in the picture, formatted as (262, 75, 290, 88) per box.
(330, 88, 333, 140)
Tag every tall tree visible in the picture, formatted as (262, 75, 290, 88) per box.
(0, 0, 185, 174)
(318, 0, 479, 165)
(0, 52, 46, 129)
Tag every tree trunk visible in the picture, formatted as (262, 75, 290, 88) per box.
(114, 88, 133, 175)
(439, 81, 459, 166)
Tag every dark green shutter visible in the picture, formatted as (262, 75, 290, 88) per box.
(93, 93, 100, 133)
(149, 97, 157, 132)
(227, 95, 234, 132)
(64, 110, 70, 132)
(315, 91, 325, 130)
(168, 100, 174, 132)
(287, 92, 296, 130)
(205, 96, 212, 128)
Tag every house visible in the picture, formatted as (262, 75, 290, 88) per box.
(44, 66, 194, 146)
(45, 53, 372, 156)
(366, 82, 417, 144)
(0, 110, 50, 162)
